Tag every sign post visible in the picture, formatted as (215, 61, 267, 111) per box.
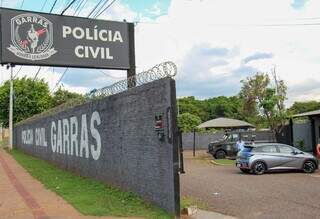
(127, 22, 136, 88)
(7, 64, 14, 150)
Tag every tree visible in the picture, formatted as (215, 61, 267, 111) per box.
(205, 96, 244, 120)
(239, 71, 287, 135)
(178, 96, 209, 121)
(52, 87, 84, 107)
(289, 101, 320, 114)
(0, 77, 53, 127)
(177, 96, 243, 122)
(177, 113, 202, 133)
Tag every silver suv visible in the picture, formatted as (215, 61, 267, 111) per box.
(236, 143, 318, 175)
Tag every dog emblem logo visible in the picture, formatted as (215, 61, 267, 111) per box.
(8, 13, 57, 60)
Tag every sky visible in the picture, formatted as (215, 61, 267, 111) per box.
(0, 0, 320, 106)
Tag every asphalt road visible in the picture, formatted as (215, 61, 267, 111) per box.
(180, 152, 320, 219)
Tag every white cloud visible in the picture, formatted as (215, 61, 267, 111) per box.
(97, 2, 137, 21)
(55, 83, 89, 94)
(132, 0, 320, 106)
(1, 0, 20, 8)
(146, 3, 162, 16)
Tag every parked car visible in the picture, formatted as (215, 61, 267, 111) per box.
(236, 143, 318, 175)
(207, 131, 275, 159)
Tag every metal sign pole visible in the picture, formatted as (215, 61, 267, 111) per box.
(8, 64, 14, 150)
(127, 22, 136, 88)
(193, 128, 196, 157)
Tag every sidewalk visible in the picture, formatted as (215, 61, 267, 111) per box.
(188, 209, 238, 219)
(0, 148, 141, 219)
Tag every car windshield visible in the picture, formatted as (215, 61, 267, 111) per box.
(232, 134, 239, 141)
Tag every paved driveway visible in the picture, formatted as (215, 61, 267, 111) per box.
(181, 152, 320, 219)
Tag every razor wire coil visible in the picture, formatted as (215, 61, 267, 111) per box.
(16, 61, 177, 125)
(89, 61, 177, 97)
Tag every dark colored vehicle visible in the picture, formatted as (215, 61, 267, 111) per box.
(207, 133, 238, 159)
(207, 131, 275, 159)
(236, 143, 318, 175)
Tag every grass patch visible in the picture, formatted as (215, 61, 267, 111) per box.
(0, 140, 8, 148)
(10, 149, 173, 219)
(212, 159, 235, 165)
(180, 196, 208, 210)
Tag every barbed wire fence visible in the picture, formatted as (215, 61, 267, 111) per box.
(88, 61, 177, 98)
(17, 61, 177, 125)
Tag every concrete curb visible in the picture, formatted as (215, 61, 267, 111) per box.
(187, 208, 239, 219)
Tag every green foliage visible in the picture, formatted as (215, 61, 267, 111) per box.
(178, 96, 244, 123)
(178, 113, 202, 132)
(181, 196, 208, 210)
(0, 78, 86, 127)
(176, 71, 290, 133)
(0, 140, 8, 149)
(296, 139, 305, 150)
(239, 72, 287, 134)
(178, 96, 208, 121)
(0, 77, 53, 127)
(11, 149, 172, 219)
(212, 159, 235, 165)
(239, 73, 270, 118)
(204, 96, 244, 120)
(177, 95, 254, 132)
(289, 101, 320, 114)
(52, 87, 85, 107)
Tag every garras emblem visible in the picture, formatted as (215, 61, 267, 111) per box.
(8, 13, 57, 61)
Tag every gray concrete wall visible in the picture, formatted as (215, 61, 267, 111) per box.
(13, 78, 179, 215)
(182, 132, 224, 150)
(314, 117, 320, 146)
(293, 121, 312, 151)
(292, 121, 313, 152)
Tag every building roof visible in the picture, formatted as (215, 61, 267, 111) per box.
(293, 109, 320, 118)
(197, 117, 255, 129)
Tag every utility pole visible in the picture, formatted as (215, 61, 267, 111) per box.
(7, 64, 14, 150)
(177, 99, 179, 116)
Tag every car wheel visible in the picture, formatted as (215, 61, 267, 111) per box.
(240, 168, 251, 174)
(215, 150, 226, 159)
(252, 161, 266, 175)
(303, 160, 316, 173)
